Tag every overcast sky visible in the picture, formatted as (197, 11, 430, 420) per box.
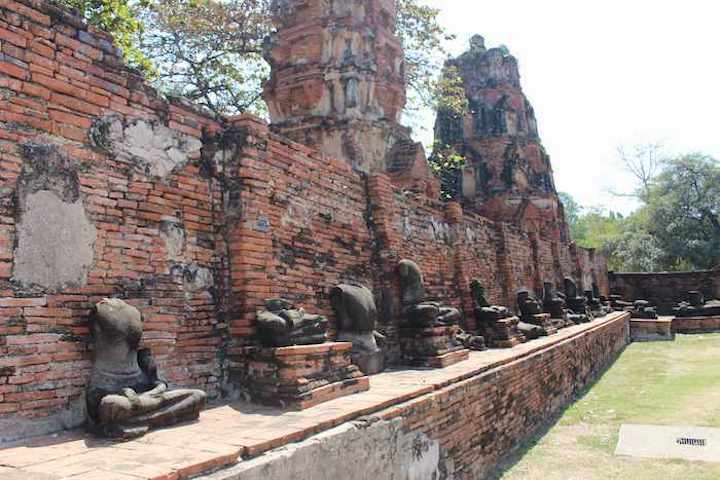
(415, 0, 720, 214)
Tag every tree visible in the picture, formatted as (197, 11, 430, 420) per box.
(559, 192, 582, 231)
(138, 0, 272, 116)
(58, 0, 152, 70)
(67, 0, 457, 117)
(396, 0, 458, 116)
(645, 153, 720, 269)
(615, 142, 665, 201)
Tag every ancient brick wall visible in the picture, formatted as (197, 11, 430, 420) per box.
(213, 118, 375, 344)
(500, 224, 538, 308)
(0, 0, 227, 439)
(0, 0, 611, 441)
(609, 269, 720, 314)
(535, 237, 557, 288)
(455, 212, 503, 328)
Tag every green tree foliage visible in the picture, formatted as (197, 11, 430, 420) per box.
(561, 153, 720, 272)
(58, 0, 152, 70)
(64, 0, 455, 117)
(429, 142, 465, 200)
(645, 154, 720, 269)
(138, 0, 272, 116)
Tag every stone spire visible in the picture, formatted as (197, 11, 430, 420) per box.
(434, 36, 568, 240)
(263, 0, 410, 172)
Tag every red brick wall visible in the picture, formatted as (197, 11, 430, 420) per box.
(501, 225, 537, 309)
(218, 120, 374, 343)
(456, 212, 503, 328)
(609, 269, 720, 314)
(0, 0, 226, 437)
(0, 0, 611, 440)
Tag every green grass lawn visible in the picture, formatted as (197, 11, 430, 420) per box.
(495, 334, 720, 480)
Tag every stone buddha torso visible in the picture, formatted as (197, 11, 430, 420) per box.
(86, 299, 206, 439)
(471, 280, 511, 322)
(398, 259, 460, 327)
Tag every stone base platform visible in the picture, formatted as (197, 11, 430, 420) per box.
(245, 342, 370, 410)
(523, 313, 558, 335)
(672, 315, 720, 334)
(399, 325, 469, 368)
(630, 316, 675, 342)
(480, 316, 526, 349)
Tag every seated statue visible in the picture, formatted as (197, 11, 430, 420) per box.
(517, 289, 551, 337)
(584, 289, 604, 313)
(456, 329, 487, 351)
(471, 280, 512, 321)
(256, 298, 329, 347)
(673, 291, 720, 317)
(631, 300, 658, 319)
(398, 259, 461, 328)
(517, 289, 543, 318)
(86, 299, 206, 439)
(609, 294, 634, 311)
(564, 278, 592, 318)
(331, 284, 386, 374)
(542, 282, 567, 319)
(471, 280, 522, 347)
(588, 284, 614, 316)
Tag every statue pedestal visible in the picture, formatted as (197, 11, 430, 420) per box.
(479, 316, 525, 348)
(399, 325, 469, 368)
(549, 316, 572, 330)
(630, 317, 675, 342)
(522, 313, 558, 335)
(245, 342, 369, 410)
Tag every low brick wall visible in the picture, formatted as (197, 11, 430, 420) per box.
(207, 313, 630, 480)
(379, 312, 630, 479)
(609, 270, 720, 314)
(673, 316, 720, 334)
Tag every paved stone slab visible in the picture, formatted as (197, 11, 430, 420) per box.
(616, 424, 720, 462)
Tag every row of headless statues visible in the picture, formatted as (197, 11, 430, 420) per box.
(87, 259, 614, 439)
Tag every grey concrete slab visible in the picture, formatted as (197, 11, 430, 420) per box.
(616, 424, 720, 462)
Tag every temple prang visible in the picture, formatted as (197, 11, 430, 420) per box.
(435, 35, 569, 242)
(263, 0, 419, 175)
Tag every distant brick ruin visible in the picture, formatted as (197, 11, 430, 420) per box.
(0, 0, 613, 458)
(435, 35, 568, 242)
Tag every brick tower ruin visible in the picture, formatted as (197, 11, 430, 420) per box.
(263, 0, 418, 174)
(434, 35, 569, 241)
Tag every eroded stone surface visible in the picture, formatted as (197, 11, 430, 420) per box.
(199, 418, 446, 480)
(91, 115, 202, 177)
(13, 190, 96, 289)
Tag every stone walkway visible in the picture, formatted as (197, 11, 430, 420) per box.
(0, 313, 625, 480)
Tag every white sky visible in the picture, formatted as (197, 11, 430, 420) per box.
(415, 0, 720, 214)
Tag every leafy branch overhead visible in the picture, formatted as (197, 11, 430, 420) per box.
(59, 0, 458, 118)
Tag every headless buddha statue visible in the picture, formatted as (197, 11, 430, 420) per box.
(471, 280, 512, 321)
(331, 284, 386, 374)
(398, 259, 460, 327)
(86, 299, 206, 439)
(542, 282, 567, 319)
(256, 298, 329, 347)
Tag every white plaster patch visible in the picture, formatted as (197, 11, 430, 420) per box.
(94, 116, 201, 178)
(13, 190, 96, 289)
(616, 424, 720, 462)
